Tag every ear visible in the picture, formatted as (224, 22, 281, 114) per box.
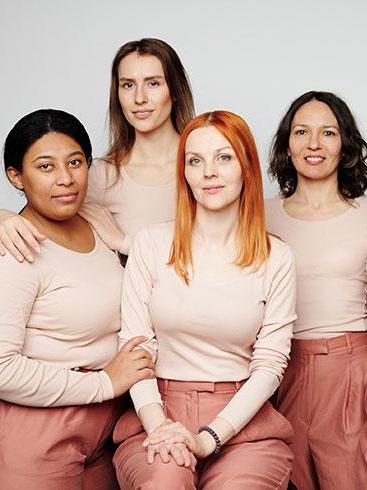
(6, 167, 24, 190)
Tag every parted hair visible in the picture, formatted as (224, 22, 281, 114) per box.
(4, 109, 92, 176)
(269, 91, 367, 198)
(107, 38, 195, 167)
(169, 110, 270, 284)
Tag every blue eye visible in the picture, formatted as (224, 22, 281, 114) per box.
(218, 154, 231, 161)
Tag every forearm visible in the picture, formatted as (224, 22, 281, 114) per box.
(138, 402, 167, 434)
(0, 350, 114, 407)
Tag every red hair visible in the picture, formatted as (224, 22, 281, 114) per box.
(169, 110, 271, 283)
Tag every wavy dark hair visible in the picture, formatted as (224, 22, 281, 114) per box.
(107, 38, 195, 167)
(269, 91, 367, 199)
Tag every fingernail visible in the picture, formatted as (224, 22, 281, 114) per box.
(17, 256, 24, 262)
(27, 256, 34, 262)
(35, 246, 41, 253)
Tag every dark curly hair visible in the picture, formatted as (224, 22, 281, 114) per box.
(268, 91, 367, 199)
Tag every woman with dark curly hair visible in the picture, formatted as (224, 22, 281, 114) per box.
(266, 91, 367, 490)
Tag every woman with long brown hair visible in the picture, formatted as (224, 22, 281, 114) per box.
(0, 38, 194, 263)
(112, 111, 296, 489)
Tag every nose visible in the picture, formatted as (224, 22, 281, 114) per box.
(203, 160, 218, 178)
(307, 131, 321, 150)
(134, 84, 148, 105)
(56, 166, 73, 186)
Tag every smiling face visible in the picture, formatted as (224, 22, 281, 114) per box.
(288, 100, 342, 182)
(7, 132, 89, 222)
(117, 52, 173, 135)
(184, 125, 243, 213)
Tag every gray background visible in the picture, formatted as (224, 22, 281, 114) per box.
(1, 0, 366, 211)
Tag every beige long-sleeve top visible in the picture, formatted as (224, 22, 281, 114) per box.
(119, 223, 296, 434)
(265, 195, 367, 339)
(0, 233, 122, 407)
(85, 159, 175, 246)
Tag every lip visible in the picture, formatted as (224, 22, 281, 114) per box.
(52, 192, 78, 202)
(304, 155, 325, 165)
(132, 110, 154, 120)
(202, 185, 224, 194)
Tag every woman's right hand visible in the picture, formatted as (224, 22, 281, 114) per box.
(103, 336, 155, 397)
(0, 210, 46, 262)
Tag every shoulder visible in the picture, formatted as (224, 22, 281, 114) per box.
(130, 222, 173, 256)
(354, 195, 367, 213)
(268, 235, 295, 269)
(0, 252, 40, 288)
(264, 194, 283, 216)
(88, 158, 120, 187)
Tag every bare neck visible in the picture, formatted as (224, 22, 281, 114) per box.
(130, 122, 179, 167)
(21, 206, 92, 251)
(290, 174, 342, 209)
(193, 203, 239, 250)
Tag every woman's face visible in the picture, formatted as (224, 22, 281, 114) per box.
(184, 125, 243, 213)
(118, 52, 173, 134)
(7, 132, 89, 222)
(288, 100, 342, 182)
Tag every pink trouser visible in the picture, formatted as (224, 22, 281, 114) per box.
(277, 332, 367, 490)
(113, 379, 294, 489)
(0, 398, 123, 490)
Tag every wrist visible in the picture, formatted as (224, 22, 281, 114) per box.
(198, 426, 221, 456)
(197, 430, 217, 457)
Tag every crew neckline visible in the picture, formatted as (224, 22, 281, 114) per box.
(121, 166, 175, 190)
(278, 196, 359, 223)
(43, 228, 99, 256)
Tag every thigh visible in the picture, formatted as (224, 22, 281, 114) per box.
(84, 449, 119, 490)
(277, 356, 319, 490)
(114, 431, 197, 490)
(310, 345, 367, 489)
(199, 438, 292, 490)
(0, 400, 118, 487)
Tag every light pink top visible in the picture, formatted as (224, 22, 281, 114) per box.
(265, 195, 367, 339)
(0, 233, 122, 407)
(86, 159, 176, 246)
(119, 223, 296, 433)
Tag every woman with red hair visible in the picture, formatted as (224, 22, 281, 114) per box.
(113, 111, 296, 489)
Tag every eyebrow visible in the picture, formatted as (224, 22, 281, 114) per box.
(292, 123, 340, 130)
(118, 75, 165, 82)
(186, 146, 233, 157)
(31, 150, 85, 163)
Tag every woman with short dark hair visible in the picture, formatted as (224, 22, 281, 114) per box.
(0, 109, 155, 488)
(266, 91, 367, 489)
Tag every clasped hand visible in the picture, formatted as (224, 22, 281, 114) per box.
(142, 420, 214, 471)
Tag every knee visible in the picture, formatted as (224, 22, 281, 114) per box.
(119, 459, 195, 490)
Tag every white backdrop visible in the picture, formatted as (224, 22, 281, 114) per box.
(1, 0, 367, 210)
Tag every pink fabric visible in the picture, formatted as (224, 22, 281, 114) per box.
(0, 398, 123, 489)
(277, 332, 367, 489)
(113, 379, 294, 489)
(86, 159, 175, 247)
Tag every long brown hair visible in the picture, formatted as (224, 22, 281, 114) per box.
(107, 38, 195, 167)
(169, 111, 270, 284)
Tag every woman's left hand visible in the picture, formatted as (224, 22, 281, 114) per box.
(145, 440, 197, 470)
(143, 421, 215, 459)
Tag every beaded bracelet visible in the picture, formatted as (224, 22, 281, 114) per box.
(198, 425, 221, 455)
